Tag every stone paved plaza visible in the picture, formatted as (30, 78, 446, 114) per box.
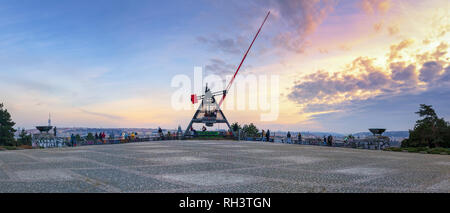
(0, 140, 449, 192)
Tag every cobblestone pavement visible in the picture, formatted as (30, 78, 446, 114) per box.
(0, 140, 449, 192)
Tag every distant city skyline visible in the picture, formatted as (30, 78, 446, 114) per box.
(1, 0, 449, 134)
(19, 126, 409, 141)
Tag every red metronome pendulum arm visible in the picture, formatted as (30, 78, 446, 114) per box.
(218, 11, 270, 107)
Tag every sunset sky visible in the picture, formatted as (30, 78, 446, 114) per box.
(0, 0, 449, 133)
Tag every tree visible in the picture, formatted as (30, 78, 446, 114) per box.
(86, 132, 95, 141)
(402, 104, 450, 148)
(0, 103, 16, 146)
(231, 122, 241, 132)
(18, 128, 32, 146)
(242, 123, 259, 137)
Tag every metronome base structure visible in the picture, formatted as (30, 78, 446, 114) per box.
(184, 96, 232, 136)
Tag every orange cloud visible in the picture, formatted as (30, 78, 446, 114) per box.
(359, 0, 391, 14)
(416, 42, 449, 63)
(387, 25, 399, 36)
(288, 40, 449, 113)
(388, 39, 414, 62)
(373, 22, 383, 33)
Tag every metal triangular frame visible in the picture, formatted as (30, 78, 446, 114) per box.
(184, 96, 232, 136)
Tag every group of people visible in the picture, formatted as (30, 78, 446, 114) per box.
(122, 132, 139, 140)
(95, 132, 106, 141)
(272, 131, 334, 146)
(261, 129, 271, 142)
(323, 135, 334, 146)
(69, 134, 77, 147)
(260, 130, 307, 145)
(283, 131, 303, 144)
(68, 131, 142, 147)
(261, 130, 336, 146)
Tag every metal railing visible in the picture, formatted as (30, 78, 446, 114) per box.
(32, 134, 393, 151)
(236, 136, 392, 150)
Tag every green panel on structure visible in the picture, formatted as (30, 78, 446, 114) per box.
(197, 131, 220, 136)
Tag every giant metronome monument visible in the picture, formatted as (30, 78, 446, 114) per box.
(185, 11, 270, 136)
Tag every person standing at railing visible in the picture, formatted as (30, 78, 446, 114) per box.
(287, 131, 291, 144)
(124, 132, 129, 142)
(70, 134, 75, 147)
(261, 130, 265, 142)
(158, 127, 163, 138)
(297, 132, 302, 144)
(266, 129, 270, 142)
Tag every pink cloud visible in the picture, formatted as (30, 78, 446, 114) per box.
(288, 40, 449, 112)
(359, 0, 391, 14)
(272, 0, 337, 53)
